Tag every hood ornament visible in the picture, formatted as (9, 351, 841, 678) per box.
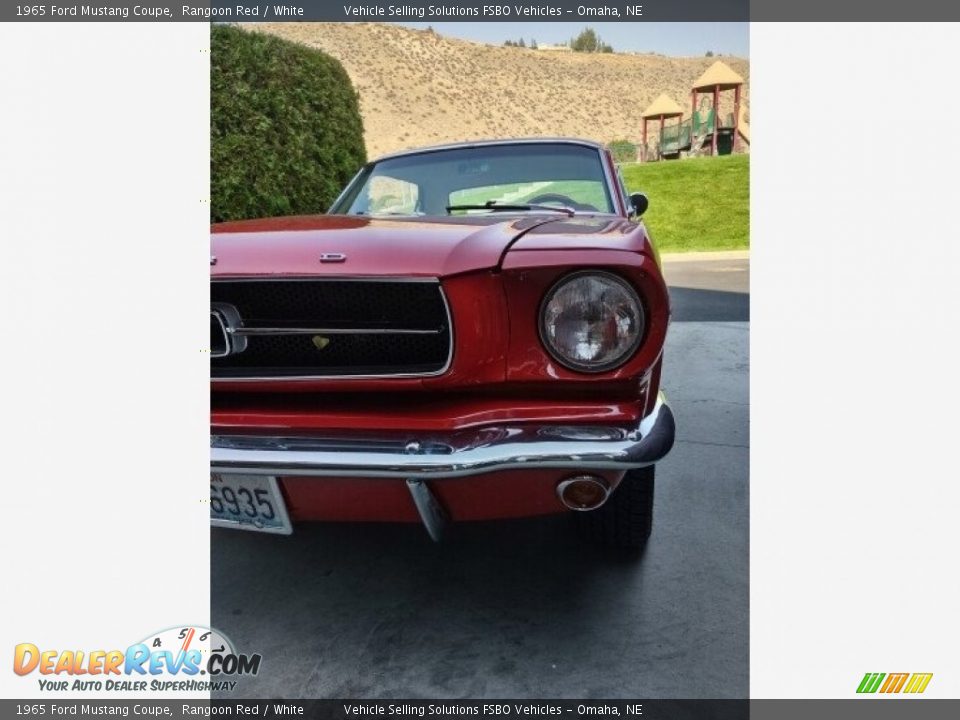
(319, 252, 347, 263)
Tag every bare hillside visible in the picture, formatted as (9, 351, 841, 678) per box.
(255, 23, 749, 158)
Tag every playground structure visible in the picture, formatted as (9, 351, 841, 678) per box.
(640, 94, 684, 163)
(644, 61, 748, 161)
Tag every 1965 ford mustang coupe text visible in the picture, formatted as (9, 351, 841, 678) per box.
(210, 139, 675, 549)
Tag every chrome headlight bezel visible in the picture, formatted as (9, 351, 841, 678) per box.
(538, 271, 645, 374)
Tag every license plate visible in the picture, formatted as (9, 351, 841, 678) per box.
(210, 474, 292, 535)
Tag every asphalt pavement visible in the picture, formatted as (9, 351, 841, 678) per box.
(211, 253, 749, 699)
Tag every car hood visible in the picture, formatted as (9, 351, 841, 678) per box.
(211, 214, 564, 279)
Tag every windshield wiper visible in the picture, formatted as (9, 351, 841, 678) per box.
(445, 200, 575, 217)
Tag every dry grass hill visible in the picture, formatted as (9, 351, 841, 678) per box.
(254, 23, 750, 159)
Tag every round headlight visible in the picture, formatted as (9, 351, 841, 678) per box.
(539, 272, 645, 373)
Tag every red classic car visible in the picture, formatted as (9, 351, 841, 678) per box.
(210, 138, 675, 549)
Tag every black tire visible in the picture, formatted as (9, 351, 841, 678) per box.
(576, 466, 655, 550)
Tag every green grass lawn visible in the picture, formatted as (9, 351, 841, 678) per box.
(621, 154, 749, 253)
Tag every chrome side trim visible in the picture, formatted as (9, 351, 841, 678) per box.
(230, 327, 443, 337)
(406, 479, 449, 542)
(595, 144, 621, 216)
(210, 394, 675, 480)
(210, 278, 454, 382)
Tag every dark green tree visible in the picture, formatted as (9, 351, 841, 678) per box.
(570, 27, 600, 52)
(570, 27, 613, 53)
(210, 25, 366, 222)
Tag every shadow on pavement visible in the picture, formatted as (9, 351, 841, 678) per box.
(212, 517, 655, 697)
(669, 287, 749, 323)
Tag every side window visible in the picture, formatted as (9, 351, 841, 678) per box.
(365, 175, 420, 215)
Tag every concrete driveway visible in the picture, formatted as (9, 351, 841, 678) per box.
(211, 253, 749, 699)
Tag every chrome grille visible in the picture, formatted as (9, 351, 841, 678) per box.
(211, 279, 452, 379)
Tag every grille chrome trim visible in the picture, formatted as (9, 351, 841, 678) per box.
(230, 326, 443, 337)
(210, 303, 247, 358)
(210, 278, 454, 382)
(210, 311, 230, 358)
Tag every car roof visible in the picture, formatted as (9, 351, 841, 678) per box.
(370, 137, 606, 163)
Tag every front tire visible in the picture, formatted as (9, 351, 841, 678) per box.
(576, 466, 655, 550)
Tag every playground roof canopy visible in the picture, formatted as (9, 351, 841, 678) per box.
(642, 94, 684, 119)
(692, 60, 744, 91)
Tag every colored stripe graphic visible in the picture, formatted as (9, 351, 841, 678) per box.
(858, 672, 933, 694)
(857, 673, 885, 693)
(903, 673, 933, 694)
(880, 673, 909, 693)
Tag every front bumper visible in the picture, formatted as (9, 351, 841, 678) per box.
(211, 393, 675, 480)
(211, 393, 674, 540)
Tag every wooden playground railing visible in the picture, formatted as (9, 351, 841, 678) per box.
(656, 108, 744, 158)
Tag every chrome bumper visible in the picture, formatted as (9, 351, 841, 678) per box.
(210, 393, 675, 480)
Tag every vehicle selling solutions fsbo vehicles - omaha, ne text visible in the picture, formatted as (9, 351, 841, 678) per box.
(210, 139, 675, 549)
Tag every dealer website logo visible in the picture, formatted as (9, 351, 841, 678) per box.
(856, 672, 933, 694)
(13, 625, 260, 693)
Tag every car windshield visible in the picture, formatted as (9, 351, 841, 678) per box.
(333, 143, 615, 217)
